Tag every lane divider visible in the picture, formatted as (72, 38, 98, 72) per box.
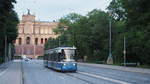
(0, 68, 8, 77)
(78, 71, 132, 84)
(20, 61, 24, 84)
(0, 62, 12, 77)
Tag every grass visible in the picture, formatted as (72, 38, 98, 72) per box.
(83, 60, 150, 69)
(136, 65, 150, 69)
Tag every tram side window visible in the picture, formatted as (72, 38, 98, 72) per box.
(45, 54, 47, 60)
(53, 52, 57, 61)
(74, 49, 77, 61)
(61, 49, 65, 60)
(55, 53, 57, 62)
(51, 53, 54, 61)
(44, 54, 48, 60)
(51, 53, 53, 61)
(50, 55, 52, 61)
(48, 54, 51, 61)
(57, 53, 61, 62)
(56, 53, 59, 62)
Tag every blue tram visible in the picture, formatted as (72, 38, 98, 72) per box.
(44, 47, 77, 72)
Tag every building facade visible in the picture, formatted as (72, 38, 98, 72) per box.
(14, 11, 58, 58)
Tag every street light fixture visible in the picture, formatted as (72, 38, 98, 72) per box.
(123, 36, 126, 66)
(107, 11, 113, 64)
(5, 35, 8, 62)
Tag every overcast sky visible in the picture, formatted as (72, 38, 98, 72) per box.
(14, 0, 112, 21)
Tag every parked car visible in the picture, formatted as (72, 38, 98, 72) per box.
(24, 58, 30, 61)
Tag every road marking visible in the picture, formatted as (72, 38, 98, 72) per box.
(58, 76, 65, 80)
(0, 68, 8, 77)
(78, 71, 131, 84)
(13, 60, 21, 62)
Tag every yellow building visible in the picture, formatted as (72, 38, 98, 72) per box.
(14, 11, 58, 58)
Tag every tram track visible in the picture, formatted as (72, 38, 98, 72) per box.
(28, 60, 130, 84)
(76, 71, 131, 84)
(65, 72, 94, 84)
(31, 60, 95, 84)
(21, 61, 24, 84)
(32, 61, 99, 84)
(44, 67, 94, 84)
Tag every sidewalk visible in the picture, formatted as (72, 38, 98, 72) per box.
(0, 60, 23, 84)
(79, 63, 150, 74)
(0, 61, 11, 73)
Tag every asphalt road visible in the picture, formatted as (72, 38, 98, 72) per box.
(0, 60, 150, 84)
(0, 60, 22, 84)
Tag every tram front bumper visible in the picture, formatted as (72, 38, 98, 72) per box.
(61, 63, 77, 71)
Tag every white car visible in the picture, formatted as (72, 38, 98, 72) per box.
(24, 58, 30, 61)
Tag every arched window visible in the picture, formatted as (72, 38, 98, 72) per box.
(26, 37, 30, 44)
(14, 40, 16, 44)
(41, 38, 43, 44)
(35, 38, 38, 45)
(45, 38, 47, 43)
(19, 38, 22, 45)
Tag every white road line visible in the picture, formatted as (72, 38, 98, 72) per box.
(0, 68, 8, 77)
(78, 71, 131, 84)
(58, 76, 65, 80)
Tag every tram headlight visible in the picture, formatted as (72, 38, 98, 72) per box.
(63, 63, 66, 66)
(73, 63, 76, 66)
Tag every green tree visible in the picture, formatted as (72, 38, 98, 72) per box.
(46, 9, 114, 62)
(108, 0, 150, 65)
(0, 0, 19, 63)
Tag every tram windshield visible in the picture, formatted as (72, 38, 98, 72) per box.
(63, 49, 75, 62)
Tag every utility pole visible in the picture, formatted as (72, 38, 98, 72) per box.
(5, 35, 7, 62)
(123, 36, 126, 66)
(107, 12, 113, 64)
(8, 43, 11, 61)
(34, 43, 35, 58)
(21, 44, 23, 58)
(59, 37, 61, 47)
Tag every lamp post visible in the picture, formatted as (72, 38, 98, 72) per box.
(5, 35, 8, 62)
(59, 37, 61, 46)
(123, 36, 126, 66)
(107, 12, 113, 64)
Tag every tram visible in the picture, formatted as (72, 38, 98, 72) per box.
(44, 47, 77, 72)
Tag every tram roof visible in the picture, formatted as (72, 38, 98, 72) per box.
(54, 47, 76, 50)
(45, 47, 76, 54)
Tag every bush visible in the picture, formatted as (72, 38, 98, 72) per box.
(13, 56, 22, 59)
(37, 56, 43, 59)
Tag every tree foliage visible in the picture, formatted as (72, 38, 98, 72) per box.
(108, 0, 150, 65)
(45, 0, 150, 65)
(45, 10, 114, 62)
(0, 0, 19, 63)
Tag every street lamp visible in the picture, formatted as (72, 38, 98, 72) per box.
(123, 36, 126, 66)
(5, 35, 8, 62)
(107, 11, 113, 64)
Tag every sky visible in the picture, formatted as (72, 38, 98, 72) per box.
(14, 0, 112, 21)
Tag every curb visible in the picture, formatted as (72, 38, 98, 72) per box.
(0, 61, 11, 71)
(20, 60, 24, 84)
(78, 63, 150, 75)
